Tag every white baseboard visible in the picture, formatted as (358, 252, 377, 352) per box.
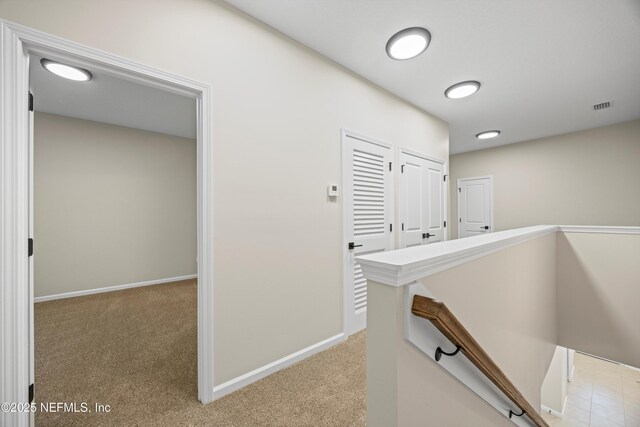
(212, 332, 345, 400)
(570, 364, 576, 381)
(542, 395, 567, 418)
(34, 274, 197, 303)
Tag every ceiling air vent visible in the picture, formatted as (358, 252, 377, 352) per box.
(593, 101, 611, 111)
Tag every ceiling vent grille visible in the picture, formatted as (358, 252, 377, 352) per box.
(593, 101, 611, 111)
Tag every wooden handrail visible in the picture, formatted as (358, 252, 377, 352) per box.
(411, 295, 549, 427)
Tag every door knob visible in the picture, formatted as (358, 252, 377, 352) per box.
(423, 233, 435, 238)
(481, 226, 489, 230)
(348, 242, 363, 250)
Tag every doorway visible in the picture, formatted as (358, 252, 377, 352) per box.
(31, 52, 200, 423)
(457, 176, 493, 238)
(0, 22, 214, 421)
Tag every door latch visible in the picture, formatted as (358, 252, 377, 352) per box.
(481, 226, 490, 230)
(348, 242, 363, 250)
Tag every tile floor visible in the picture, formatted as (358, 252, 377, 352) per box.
(542, 352, 640, 427)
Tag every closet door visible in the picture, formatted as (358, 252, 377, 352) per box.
(399, 151, 445, 248)
(458, 177, 493, 238)
(343, 132, 393, 336)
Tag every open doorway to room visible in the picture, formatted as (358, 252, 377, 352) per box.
(0, 21, 214, 425)
(29, 52, 200, 423)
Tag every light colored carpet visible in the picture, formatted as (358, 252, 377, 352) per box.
(35, 280, 366, 426)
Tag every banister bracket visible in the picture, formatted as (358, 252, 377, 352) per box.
(509, 409, 525, 419)
(434, 345, 461, 362)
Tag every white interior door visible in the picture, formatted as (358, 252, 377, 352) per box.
(424, 159, 445, 243)
(399, 152, 445, 248)
(458, 176, 493, 238)
(343, 132, 393, 336)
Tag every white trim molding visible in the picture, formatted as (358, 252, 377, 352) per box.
(559, 225, 640, 234)
(358, 224, 640, 287)
(399, 147, 446, 165)
(1, 20, 32, 427)
(358, 225, 558, 286)
(0, 20, 215, 423)
(212, 333, 345, 400)
(34, 274, 197, 303)
(625, 364, 640, 373)
(341, 128, 393, 150)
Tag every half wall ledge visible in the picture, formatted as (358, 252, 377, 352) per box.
(356, 225, 640, 287)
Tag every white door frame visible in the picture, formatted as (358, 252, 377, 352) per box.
(456, 175, 494, 238)
(398, 148, 447, 248)
(0, 20, 215, 425)
(341, 129, 394, 336)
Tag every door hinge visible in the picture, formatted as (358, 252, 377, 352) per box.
(28, 92, 34, 112)
(444, 174, 447, 182)
(389, 162, 392, 172)
(401, 164, 405, 173)
(458, 188, 461, 193)
(444, 221, 447, 228)
(401, 223, 404, 231)
(29, 383, 34, 403)
(459, 218, 462, 223)
(28, 238, 33, 257)
(390, 224, 393, 232)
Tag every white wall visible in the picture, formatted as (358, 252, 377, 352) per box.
(34, 113, 197, 297)
(557, 231, 640, 368)
(449, 119, 640, 239)
(0, 0, 448, 385)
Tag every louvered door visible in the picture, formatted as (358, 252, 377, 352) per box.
(343, 132, 393, 336)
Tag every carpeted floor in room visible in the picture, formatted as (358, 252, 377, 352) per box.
(35, 280, 366, 426)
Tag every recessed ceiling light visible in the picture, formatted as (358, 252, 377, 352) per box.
(41, 58, 92, 82)
(476, 130, 501, 140)
(386, 27, 431, 60)
(445, 81, 481, 99)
